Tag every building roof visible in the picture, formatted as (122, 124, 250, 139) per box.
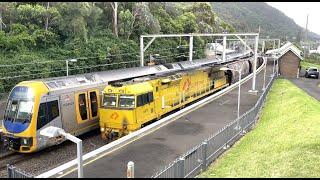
(265, 42, 303, 60)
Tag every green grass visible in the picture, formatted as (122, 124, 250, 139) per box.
(301, 61, 320, 69)
(199, 79, 320, 178)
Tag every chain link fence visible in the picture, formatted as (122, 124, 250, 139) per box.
(151, 74, 276, 178)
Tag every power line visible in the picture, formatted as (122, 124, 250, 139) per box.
(0, 60, 140, 80)
(0, 52, 140, 68)
(0, 49, 197, 76)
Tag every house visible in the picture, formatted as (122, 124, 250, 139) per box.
(265, 42, 303, 78)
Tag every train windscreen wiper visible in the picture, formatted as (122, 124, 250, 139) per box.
(22, 113, 32, 124)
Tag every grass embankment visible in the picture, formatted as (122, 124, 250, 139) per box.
(301, 61, 320, 69)
(199, 79, 320, 178)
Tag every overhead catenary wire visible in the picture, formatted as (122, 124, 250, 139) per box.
(0, 46, 192, 68)
(0, 49, 198, 79)
(0, 60, 140, 80)
(0, 52, 140, 68)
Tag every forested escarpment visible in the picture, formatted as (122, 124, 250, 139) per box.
(0, 2, 235, 95)
(0, 2, 319, 96)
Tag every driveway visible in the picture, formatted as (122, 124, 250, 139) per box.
(286, 69, 320, 101)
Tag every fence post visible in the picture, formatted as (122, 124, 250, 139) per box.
(7, 164, 12, 178)
(224, 125, 230, 150)
(177, 157, 185, 178)
(127, 161, 134, 178)
(202, 141, 208, 171)
(12, 166, 16, 178)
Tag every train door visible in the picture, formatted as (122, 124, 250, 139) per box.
(88, 90, 99, 120)
(75, 90, 100, 124)
(75, 92, 89, 123)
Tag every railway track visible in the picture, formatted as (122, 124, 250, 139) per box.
(0, 152, 26, 170)
(0, 129, 107, 178)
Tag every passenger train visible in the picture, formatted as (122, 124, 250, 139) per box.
(1, 50, 255, 153)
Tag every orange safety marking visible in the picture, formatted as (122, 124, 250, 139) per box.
(110, 112, 119, 120)
(182, 78, 191, 91)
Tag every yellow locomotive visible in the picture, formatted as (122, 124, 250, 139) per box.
(99, 66, 229, 139)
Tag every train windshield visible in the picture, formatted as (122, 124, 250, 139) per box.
(103, 94, 117, 108)
(4, 86, 34, 123)
(118, 95, 135, 108)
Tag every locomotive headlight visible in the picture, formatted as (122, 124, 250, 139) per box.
(100, 127, 105, 132)
(20, 137, 32, 146)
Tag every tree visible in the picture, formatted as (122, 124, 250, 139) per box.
(0, 3, 9, 31)
(176, 12, 198, 33)
(56, 2, 91, 43)
(110, 2, 118, 37)
(131, 2, 160, 37)
(86, 4, 103, 37)
(118, 9, 134, 40)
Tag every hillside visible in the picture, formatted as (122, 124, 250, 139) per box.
(211, 2, 320, 41)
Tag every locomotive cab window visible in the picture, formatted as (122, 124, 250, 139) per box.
(103, 94, 117, 108)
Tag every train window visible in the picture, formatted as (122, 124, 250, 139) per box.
(137, 95, 143, 107)
(37, 103, 47, 130)
(78, 94, 88, 120)
(103, 95, 117, 107)
(47, 82, 57, 89)
(148, 92, 154, 103)
(137, 92, 153, 107)
(119, 95, 135, 108)
(90, 92, 98, 117)
(48, 100, 59, 121)
(37, 100, 59, 130)
(142, 93, 149, 105)
(56, 81, 66, 87)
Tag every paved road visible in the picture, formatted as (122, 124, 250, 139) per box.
(286, 69, 320, 100)
(59, 65, 274, 178)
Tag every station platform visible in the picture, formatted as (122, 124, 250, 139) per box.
(54, 65, 274, 178)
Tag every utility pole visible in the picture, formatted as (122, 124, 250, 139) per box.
(304, 14, 309, 59)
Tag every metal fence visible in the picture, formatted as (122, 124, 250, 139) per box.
(7, 165, 34, 178)
(151, 74, 276, 178)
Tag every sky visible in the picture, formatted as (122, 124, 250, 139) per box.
(266, 2, 320, 36)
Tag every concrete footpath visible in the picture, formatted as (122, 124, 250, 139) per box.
(59, 65, 274, 178)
